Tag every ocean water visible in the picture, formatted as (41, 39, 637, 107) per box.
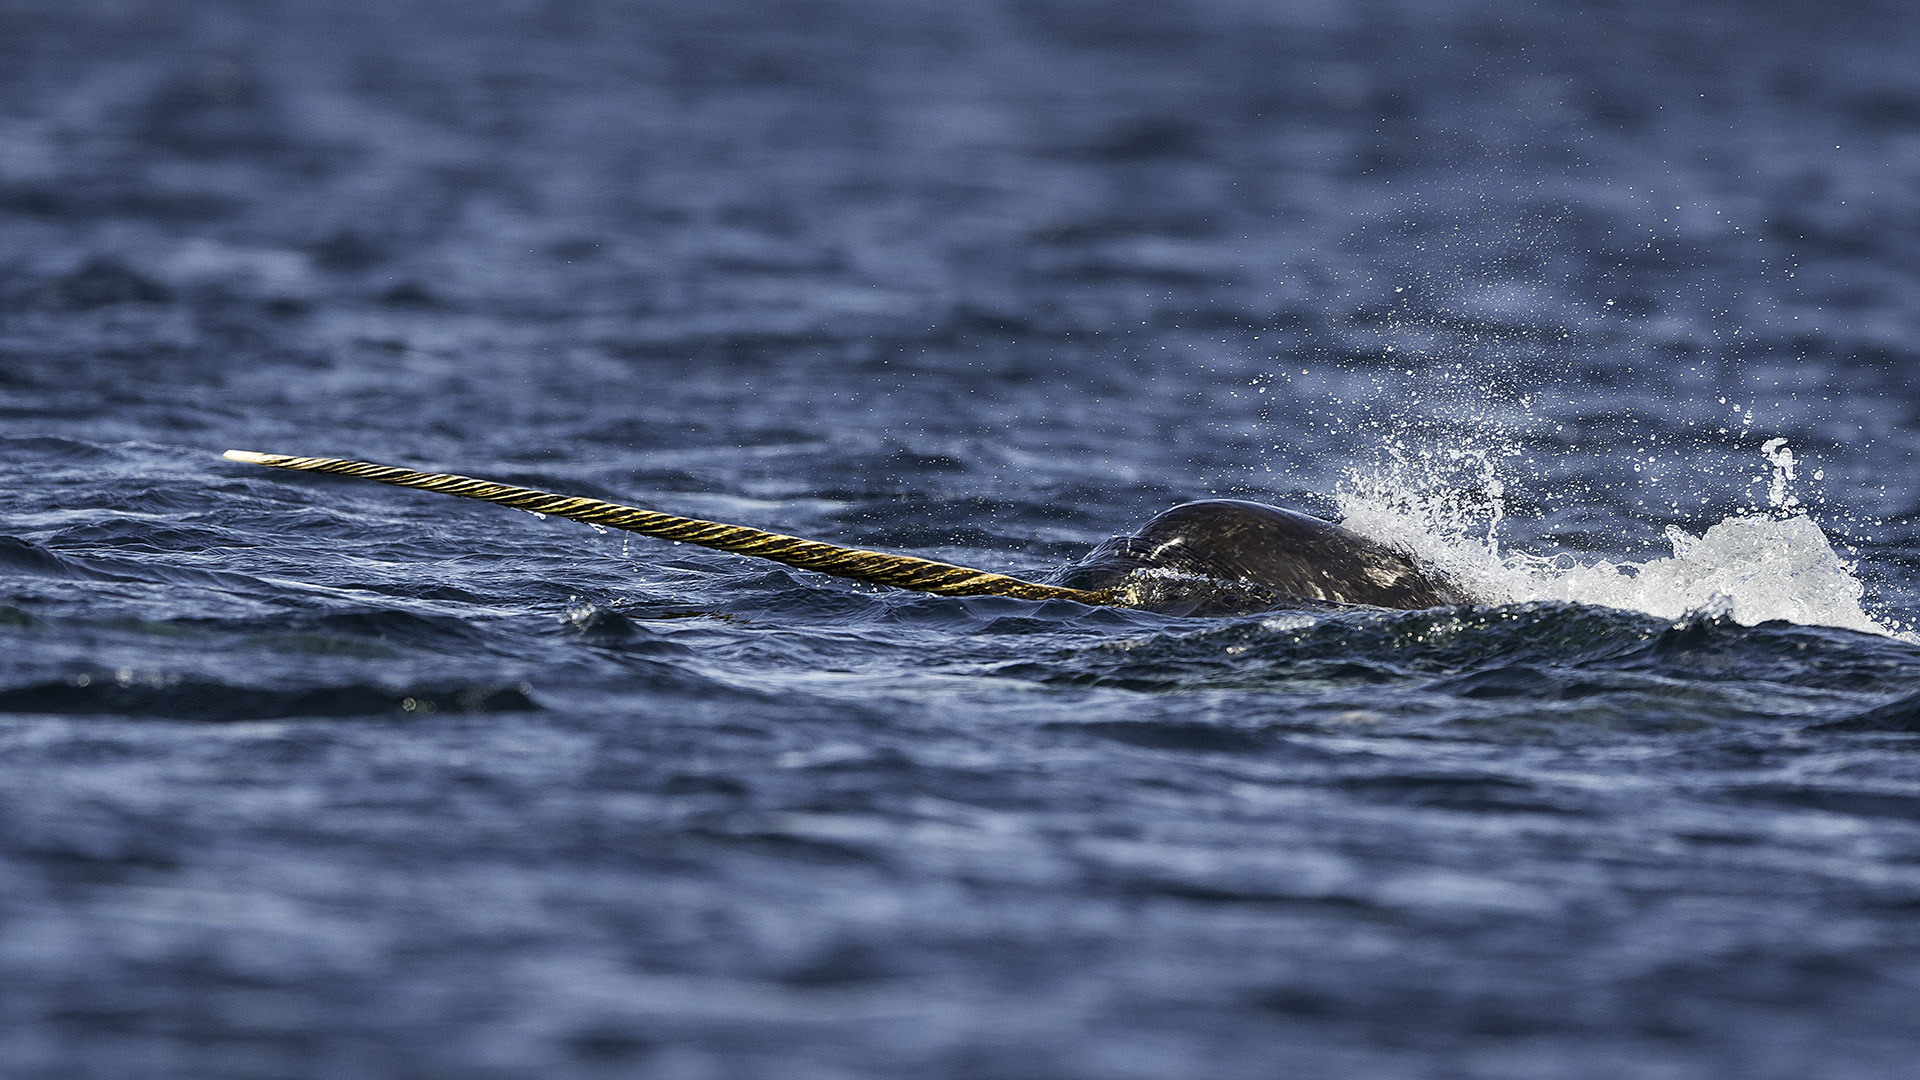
(6, 1, 1920, 1077)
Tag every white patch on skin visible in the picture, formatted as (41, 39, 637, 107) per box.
(1362, 555, 1405, 588)
(1148, 537, 1187, 561)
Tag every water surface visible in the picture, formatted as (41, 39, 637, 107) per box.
(5, 2, 1920, 1077)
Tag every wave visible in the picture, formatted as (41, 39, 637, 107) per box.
(1334, 436, 1902, 638)
(0, 675, 538, 723)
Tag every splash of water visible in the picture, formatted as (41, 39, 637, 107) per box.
(1760, 437, 1799, 511)
(1334, 437, 1900, 638)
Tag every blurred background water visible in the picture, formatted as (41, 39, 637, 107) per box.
(6, 1, 1920, 1077)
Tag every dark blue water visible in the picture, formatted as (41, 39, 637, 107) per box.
(7, 2, 1920, 1077)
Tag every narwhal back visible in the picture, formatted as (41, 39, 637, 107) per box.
(1056, 499, 1466, 610)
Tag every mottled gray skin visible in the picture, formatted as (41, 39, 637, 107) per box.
(1054, 500, 1468, 612)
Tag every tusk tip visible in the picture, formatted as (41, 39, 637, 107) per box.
(223, 450, 283, 465)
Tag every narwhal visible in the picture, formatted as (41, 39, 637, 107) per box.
(222, 451, 1466, 615)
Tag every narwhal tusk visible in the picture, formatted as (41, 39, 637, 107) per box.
(222, 450, 1112, 606)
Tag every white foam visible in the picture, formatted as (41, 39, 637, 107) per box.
(1332, 438, 1904, 638)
